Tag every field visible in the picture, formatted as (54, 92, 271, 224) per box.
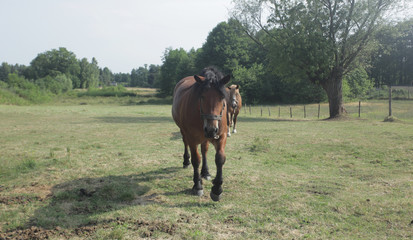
(0, 99, 412, 239)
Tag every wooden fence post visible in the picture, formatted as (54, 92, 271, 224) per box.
(389, 86, 392, 116)
(358, 101, 361, 118)
(268, 107, 271, 117)
(290, 107, 292, 118)
(304, 105, 306, 118)
(318, 104, 321, 119)
(279, 106, 281, 118)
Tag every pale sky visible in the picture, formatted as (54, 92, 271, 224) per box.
(0, 0, 233, 73)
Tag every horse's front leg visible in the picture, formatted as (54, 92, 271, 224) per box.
(227, 111, 231, 137)
(232, 112, 238, 134)
(210, 143, 226, 201)
(189, 145, 203, 196)
(201, 141, 211, 180)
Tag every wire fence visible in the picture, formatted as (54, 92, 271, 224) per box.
(241, 100, 413, 123)
(367, 87, 413, 100)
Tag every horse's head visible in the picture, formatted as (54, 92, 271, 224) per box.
(195, 70, 230, 139)
(227, 85, 240, 110)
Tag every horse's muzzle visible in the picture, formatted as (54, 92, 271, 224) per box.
(204, 126, 219, 139)
(231, 100, 238, 109)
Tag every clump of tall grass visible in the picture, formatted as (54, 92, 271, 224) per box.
(17, 159, 37, 172)
(249, 137, 270, 153)
(383, 116, 401, 122)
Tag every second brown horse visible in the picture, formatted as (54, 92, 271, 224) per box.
(172, 67, 230, 201)
(226, 84, 242, 137)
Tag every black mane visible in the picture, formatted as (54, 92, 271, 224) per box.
(195, 66, 228, 98)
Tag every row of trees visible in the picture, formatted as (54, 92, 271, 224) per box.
(0, 47, 161, 96)
(1, 48, 102, 93)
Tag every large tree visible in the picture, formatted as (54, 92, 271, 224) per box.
(196, 19, 258, 74)
(159, 48, 197, 96)
(79, 57, 100, 89)
(26, 47, 80, 81)
(131, 65, 149, 87)
(99, 67, 114, 86)
(232, 0, 402, 118)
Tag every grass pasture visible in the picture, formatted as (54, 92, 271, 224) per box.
(0, 100, 412, 239)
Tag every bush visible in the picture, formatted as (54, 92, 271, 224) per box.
(6, 73, 52, 103)
(0, 87, 30, 105)
(35, 74, 73, 95)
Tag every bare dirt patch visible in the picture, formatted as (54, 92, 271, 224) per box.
(0, 217, 178, 240)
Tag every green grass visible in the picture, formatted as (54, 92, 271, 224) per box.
(0, 99, 412, 239)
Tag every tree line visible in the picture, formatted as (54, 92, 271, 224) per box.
(0, 47, 161, 91)
(1, 0, 412, 117)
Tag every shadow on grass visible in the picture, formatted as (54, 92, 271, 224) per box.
(95, 116, 174, 124)
(28, 167, 181, 230)
(122, 98, 173, 106)
(170, 131, 182, 141)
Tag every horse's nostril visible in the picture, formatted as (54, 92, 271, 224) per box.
(215, 128, 219, 133)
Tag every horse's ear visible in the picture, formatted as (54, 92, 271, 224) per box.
(227, 86, 231, 90)
(194, 75, 203, 83)
(221, 75, 231, 85)
(236, 85, 239, 89)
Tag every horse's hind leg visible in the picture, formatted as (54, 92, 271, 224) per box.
(189, 144, 203, 196)
(183, 144, 190, 168)
(181, 131, 190, 168)
(201, 141, 211, 180)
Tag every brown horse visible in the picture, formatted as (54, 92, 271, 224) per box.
(172, 67, 230, 201)
(226, 85, 242, 137)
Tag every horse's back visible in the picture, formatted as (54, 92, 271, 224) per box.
(172, 76, 196, 127)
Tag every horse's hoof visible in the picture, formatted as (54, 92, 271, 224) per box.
(202, 174, 211, 181)
(227, 132, 231, 137)
(192, 188, 204, 196)
(183, 163, 190, 169)
(210, 191, 221, 201)
(233, 129, 237, 134)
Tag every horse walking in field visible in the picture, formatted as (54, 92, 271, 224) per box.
(172, 67, 230, 201)
(226, 85, 242, 137)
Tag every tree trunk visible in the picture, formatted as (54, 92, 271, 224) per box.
(322, 68, 345, 119)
